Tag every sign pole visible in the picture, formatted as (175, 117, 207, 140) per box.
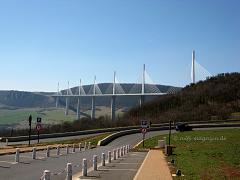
(28, 115, 32, 146)
(142, 133, 145, 148)
(169, 120, 172, 146)
(37, 130, 40, 144)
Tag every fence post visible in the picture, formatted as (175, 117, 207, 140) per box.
(102, 153, 106, 166)
(113, 149, 117, 160)
(66, 145, 69, 154)
(108, 151, 112, 163)
(72, 144, 75, 153)
(79, 143, 82, 151)
(88, 142, 91, 149)
(46, 146, 50, 157)
(82, 158, 87, 177)
(15, 148, 20, 163)
(43, 170, 51, 180)
(66, 163, 72, 180)
(57, 146, 60, 156)
(6, 138, 8, 146)
(93, 155, 98, 171)
(32, 147, 36, 159)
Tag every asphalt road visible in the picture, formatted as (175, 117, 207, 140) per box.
(0, 130, 171, 180)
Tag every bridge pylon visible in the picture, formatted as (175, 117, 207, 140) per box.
(65, 81, 70, 116)
(111, 71, 116, 121)
(91, 76, 96, 119)
(139, 64, 146, 107)
(76, 79, 82, 120)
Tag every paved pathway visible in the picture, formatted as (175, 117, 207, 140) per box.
(77, 152, 147, 180)
(134, 150, 172, 180)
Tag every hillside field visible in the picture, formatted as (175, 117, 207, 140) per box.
(0, 106, 124, 127)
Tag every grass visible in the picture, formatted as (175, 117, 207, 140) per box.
(136, 129, 240, 180)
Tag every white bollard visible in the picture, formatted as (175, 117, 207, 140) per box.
(93, 155, 98, 171)
(102, 153, 106, 166)
(117, 148, 120, 158)
(123, 146, 126, 155)
(32, 147, 36, 159)
(66, 163, 72, 180)
(108, 151, 112, 163)
(163, 137, 166, 144)
(126, 145, 129, 153)
(15, 148, 20, 163)
(120, 147, 123, 157)
(113, 149, 117, 160)
(46, 146, 50, 157)
(79, 143, 82, 151)
(84, 142, 87, 150)
(66, 145, 69, 154)
(82, 158, 87, 177)
(6, 138, 8, 146)
(88, 142, 91, 149)
(72, 144, 75, 153)
(57, 146, 60, 156)
(43, 170, 51, 180)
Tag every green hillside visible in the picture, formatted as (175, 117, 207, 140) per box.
(125, 73, 240, 124)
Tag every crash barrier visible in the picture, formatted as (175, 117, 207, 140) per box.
(40, 145, 130, 179)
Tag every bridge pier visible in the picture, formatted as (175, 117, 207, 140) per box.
(65, 97, 69, 115)
(111, 96, 116, 121)
(139, 95, 145, 108)
(91, 96, 96, 119)
(56, 97, 59, 108)
(76, 97, 80, 120)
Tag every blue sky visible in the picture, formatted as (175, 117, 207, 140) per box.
(0, 0, 239, 92)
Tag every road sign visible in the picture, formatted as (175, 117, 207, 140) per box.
(37, 117, 42, 123)
(141, 120, 148, 128)
(36, 124, 42, 131)
(141, 128, 147, 134)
